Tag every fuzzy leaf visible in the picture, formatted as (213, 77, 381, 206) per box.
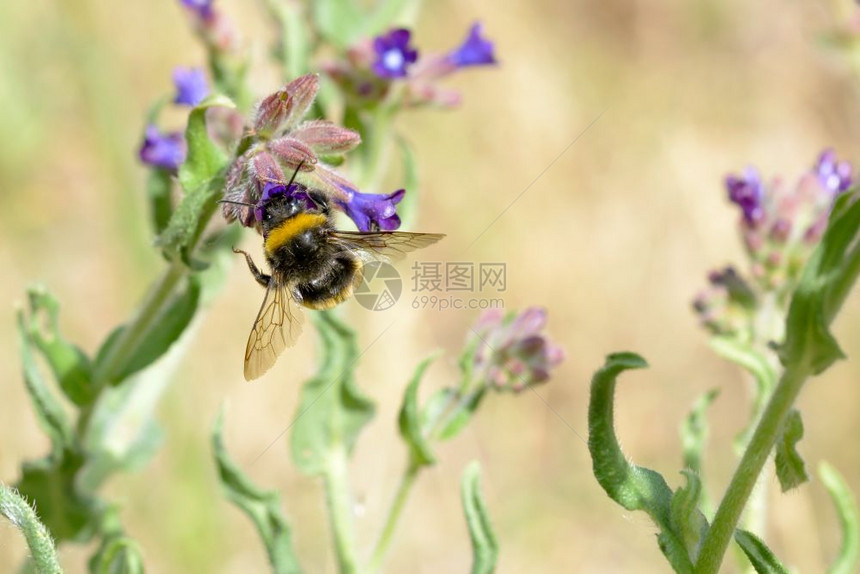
(213, 410, 302, 574)
(0, 483, 62, 574)
(290, 311, 375, 475)
(146, 168, 173, 235)
(819, 462, 860, 574)
(88, 536, 144, 574)
(779, 188, 860, 374)
(16, 450, 102, 544)
(16, 305, 73, 455)
(24, 287, 97, 407)
(398, 353, 440, 468)
(735, 529, 790, 574)
(94, 276, 200, 385)
(157, 95, 234, 255)
(461, 462, 498, 574)
(588, 352, 694, 573)
(669, 470, 709, 562)
(774, 409, 808, 492)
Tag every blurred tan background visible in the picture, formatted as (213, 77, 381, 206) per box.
(3, 0, 860, 572)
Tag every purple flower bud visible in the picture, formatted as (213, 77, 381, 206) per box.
(253, 88, 291, 136)
(290, 120, 362, 156)
(372, 28, 419, 78)
(173, 67, 209, 106)
(814, 148, 853, 193)
(337, 188, 405, 232)
(726, 167, 765, 226)
(447, 22, 497, 68)
(468, 307, 564, 392)
(138, 125, 186, 170)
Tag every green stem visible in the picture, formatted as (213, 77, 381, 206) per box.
(695, 360, 812, 574)
(367, 462, 420, 573)
(0, 483, 61, 574)
(323, 448, 362, 574)
(92, 262, 185, 385)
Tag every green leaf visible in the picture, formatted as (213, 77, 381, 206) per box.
(588, 352, 694, 573)
(157, 95, 234, 256)
(146, 168, 173, 236)
(398, 353, 441, 468)
(88, 536, 144, 574)
(779, 188, 860, 374)
(24, 287, 97, 407)
(669, 470, 709, 562)
(16, 449, 102, 544)
(681, 388, 719, 476)
(461, 462, 498, 574)
(213, 410, 302, 574)
(819, 462, 860, 574)
(94, 276, 200, 384)
(436, 389, 487, 442)
(16, 305, 73, 454)
(0, 483, 62, 574)
(774, 409, 808, 492)
(290, 311, 375, 475)
(734, 529, 790, 574)
(312, 0, 366, 48)
(395, 136, 420, 230)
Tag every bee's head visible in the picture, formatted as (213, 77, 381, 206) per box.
(255, 182, 321, 229)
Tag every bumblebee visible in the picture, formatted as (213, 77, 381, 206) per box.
(227, 179, 444, 381)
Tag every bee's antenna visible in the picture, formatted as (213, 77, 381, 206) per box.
(287, 160, 305, 188)
(218, 199, 256, 207)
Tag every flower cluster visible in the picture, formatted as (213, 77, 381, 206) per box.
(465, 308, 564, 393)
(324, 21, 497, 108)
(693, 148, 855, 333)
(220, 74, 408, 232)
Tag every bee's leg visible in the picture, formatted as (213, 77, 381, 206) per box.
(232, 248, 270, 288)
(307, 189, 331, 215)
(291, 286, 304, 305)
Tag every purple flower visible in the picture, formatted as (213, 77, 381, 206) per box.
(139, 125, 186, 170)
(468, 307, 564, 392)
(726, 167, 764, 225)
(253, 181, 317, 222)
(180, 0, 213, 20)
(448, 22, 497, 68)
(372, 29, 419, 78)
(814, 148, 853, 193)
(173, 67, 209, 106)
(338, 188, 405, 232)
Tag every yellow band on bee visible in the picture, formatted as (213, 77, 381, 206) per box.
(264, 213, 327, 254)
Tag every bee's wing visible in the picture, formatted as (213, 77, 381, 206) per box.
(329, 231, 445, 262)
(244, 282, 304, 381)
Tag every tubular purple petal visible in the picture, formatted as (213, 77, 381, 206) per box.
(173, 67, 209, 106)
(338, 188, 405, 232)
(139, 125, 186, 170)
(447, 22, 497, 68)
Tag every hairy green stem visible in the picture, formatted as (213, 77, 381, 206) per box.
(695, 360, 812, 573)
(367, 462, 420, 572)
(0, 484, 61, 574)
(323, 449, 361, 574)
